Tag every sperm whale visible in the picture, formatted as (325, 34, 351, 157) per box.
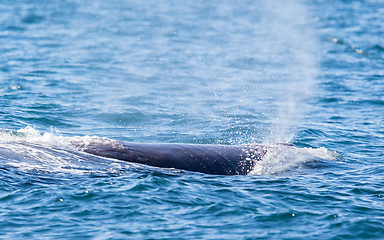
(75, 141, 268, 175)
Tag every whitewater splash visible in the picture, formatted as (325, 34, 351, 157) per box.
(0, 127, 136, 176)
(0, 127, 338, 176)
(248, 144, 338, 175)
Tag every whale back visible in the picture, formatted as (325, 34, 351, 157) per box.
(78, 142, 266, 175)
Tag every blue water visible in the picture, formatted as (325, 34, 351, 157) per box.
(1, 0, 383, 239)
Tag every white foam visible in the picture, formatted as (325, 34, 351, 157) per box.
(248, 144, 339, 175)
(0, 126, 124, 151)
(0, 127, 130, 175)
(0, 126, 67, 146)
(68, 135, 124, 151)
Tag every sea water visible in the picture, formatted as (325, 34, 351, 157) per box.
(0, 0, 383, 239)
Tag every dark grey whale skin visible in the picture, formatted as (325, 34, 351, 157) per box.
(80, 142, 267, 175)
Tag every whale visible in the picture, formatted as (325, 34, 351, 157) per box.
(75, 141, 270, 175)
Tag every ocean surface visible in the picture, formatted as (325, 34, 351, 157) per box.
(0, 0, 383, 239)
